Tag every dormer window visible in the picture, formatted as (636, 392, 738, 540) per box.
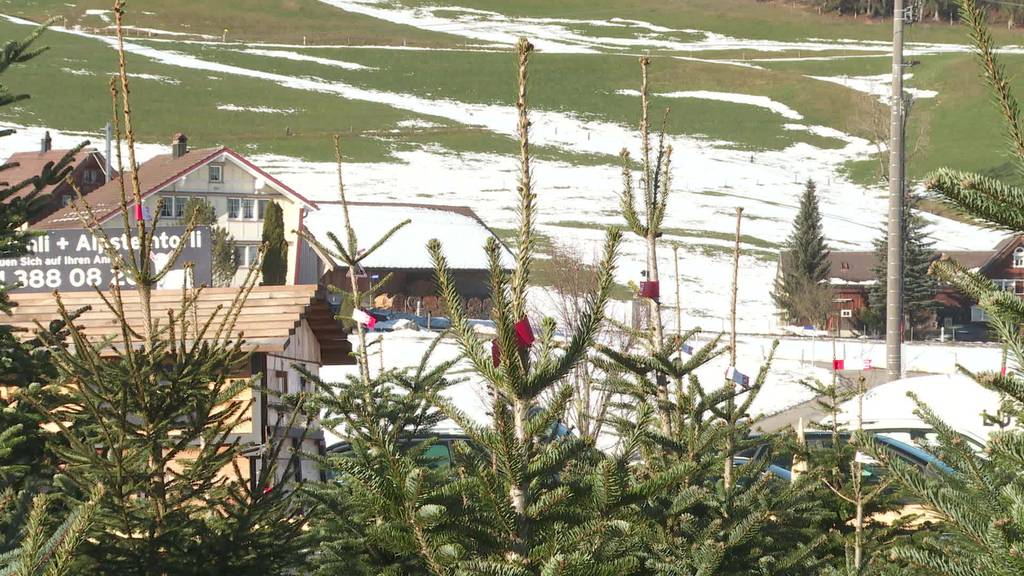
(209, 164, 224, 183)
(1014, 247, 1024, 269)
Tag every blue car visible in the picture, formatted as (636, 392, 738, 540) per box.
(737, 430, 953, 482)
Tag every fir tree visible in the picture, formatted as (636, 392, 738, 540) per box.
(32, 5, 312, 573)
(602, 57, 828, 576)
(182, 198, 238, 287)
(310, 39, 637, 576)
(877, 1, 1024, 573)
(0, 20, 101, 574)
(868, 194, 937, 337)
(424, 38, 631, 575)
(772, 179, 833, 326)
(261, 201, 287, 286)
(211, 227, 238, 287)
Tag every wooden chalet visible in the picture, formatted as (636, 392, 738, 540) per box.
(297, 201, 513, 318)
(5, 285, 351, 485)
(823, 235, 1024, 339)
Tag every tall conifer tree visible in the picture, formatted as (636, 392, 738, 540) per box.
(773, 179, 832, 326)
(261, 201, 287, 286)
(32, 4, 312, 573)
(868, 195, 937, 336)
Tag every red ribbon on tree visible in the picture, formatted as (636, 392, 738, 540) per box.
(134, 202, 143, 222)
(491, 339, 501, 367)
(639, 280, 660, 301)
(514, 316, 535, 348)
(833, 359, 845, 371)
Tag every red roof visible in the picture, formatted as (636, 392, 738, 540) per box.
(37, 146, 316, 230)
(1, 148, 104, 202)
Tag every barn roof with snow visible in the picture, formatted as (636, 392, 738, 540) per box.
(301, 201, 514, 271)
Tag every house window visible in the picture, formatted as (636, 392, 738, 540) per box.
(234, 244, 259, 268)
(228, 197, 258, 220)
(61, 194, 73, 207)
(83, 169, 100, 185)
(159, 196, 188, 219)
(1014, 247, 1024, 268)
(257, 199, 269, 220)
(841, 262, 850, 271)
(209, 164, 224, 183)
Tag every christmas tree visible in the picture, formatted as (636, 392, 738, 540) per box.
(772, 179, 833, 327)
(0, 20, 104, 575)
(31, 5, 312, 573)
(868, 194, 937, 337)
(879, 1, 1024, 574)
(602, 57, 828, 576)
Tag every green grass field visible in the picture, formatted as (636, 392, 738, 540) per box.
(2, 0, 1023, 189)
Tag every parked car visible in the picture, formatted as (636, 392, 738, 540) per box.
(737, 430, 954, 483)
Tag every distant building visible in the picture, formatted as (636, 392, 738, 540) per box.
(824, 236, 1024, 339)
(298, 202, 513, 317)
(5, 285, 351, 486)
(2, 131, 109, 224)
(37, 133, 317, 286)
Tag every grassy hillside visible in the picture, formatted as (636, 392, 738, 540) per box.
(1, 0, 1022, 186)
(4, 0, 466, 46)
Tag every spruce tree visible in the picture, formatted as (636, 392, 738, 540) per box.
(0, 21, 102, 574)
(878, 1, 1024, 573)
(308, 39, 637, 576)
(182, 198, 238, 287)
(32, 5, 312, 573)
(261, 201, 287, 286)
(868, 194, 937, 338)
(772, 179, 833, 327)
(601, 57, 828, 576)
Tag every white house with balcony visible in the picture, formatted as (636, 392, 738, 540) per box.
(39, 134, 317, 286)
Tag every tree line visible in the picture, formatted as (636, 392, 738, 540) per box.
(797, 0, 1024, 26)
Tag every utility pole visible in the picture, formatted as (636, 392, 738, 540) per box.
(886, 0, 906, 382)
(104, 122, 112, 183)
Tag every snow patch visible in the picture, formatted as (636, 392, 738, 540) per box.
(396, 119, 444, 129)
(217, 104, 298, 114)
(618, 89, 804, 120)
(240, 48, 375, 70)
(809, 74, 938, 104)
(83, 9, 111, 23)
(60, 67, 92, 76)
(125, 72, 180, 84)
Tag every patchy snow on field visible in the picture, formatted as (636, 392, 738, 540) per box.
(217, 103, 299, 114)
(617, 89, 804, 120)
(82, 9, 110, 23)
(60, 67, 92, 76)
(240, 48, 375, 70)
(809, 73, 938, 104)
(127, 72, 181, 84)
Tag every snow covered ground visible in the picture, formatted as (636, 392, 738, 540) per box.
(318, 327, 1004, 446)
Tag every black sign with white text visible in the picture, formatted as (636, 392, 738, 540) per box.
(1, 226, 212, 292)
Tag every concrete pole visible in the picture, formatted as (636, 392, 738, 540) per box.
(104, 122, 113, 183)
(886, 0, 905, 382)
